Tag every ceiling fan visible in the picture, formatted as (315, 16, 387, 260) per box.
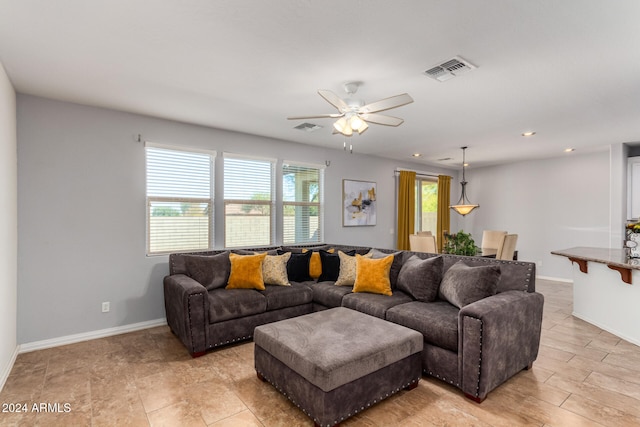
(288, 82, 414, 137)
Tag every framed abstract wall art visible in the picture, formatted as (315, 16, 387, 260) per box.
(342, 179, 377, 226)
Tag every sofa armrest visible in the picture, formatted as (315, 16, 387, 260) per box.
(163, 274, 209, 357)
(458, 290, 544, 402)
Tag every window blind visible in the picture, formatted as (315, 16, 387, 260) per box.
(224, 155, 275, 248)
(146, 145, 214, 254)
(282, 163, 323, 244)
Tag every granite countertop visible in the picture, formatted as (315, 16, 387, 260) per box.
(551, 247, 640, 271)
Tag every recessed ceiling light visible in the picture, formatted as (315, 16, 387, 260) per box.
(411, 153, 422, 157)
(522, 131, 536, 137)
(564, 148, 575, 152)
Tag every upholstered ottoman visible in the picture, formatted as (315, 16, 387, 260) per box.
(254, 307, 423, 427)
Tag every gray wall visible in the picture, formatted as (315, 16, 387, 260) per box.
(15, 93, 620, 344)
(457, 150, 611, 279)
(0, 63, 17, 386)
(16, 94, 450, 344)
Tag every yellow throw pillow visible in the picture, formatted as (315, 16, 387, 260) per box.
(335, 250, 372, 286)
(226, 253, 267, 290)
(262, 252, 291, 286)
(353, 254, 394, 296)
(304, 248, 334, 279)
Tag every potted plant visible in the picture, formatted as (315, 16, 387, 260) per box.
(443, 230, 479, 256)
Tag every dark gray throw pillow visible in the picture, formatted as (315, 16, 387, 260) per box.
(370, 249, 404, 288)
(396, 255, 443, 302)
(184, 251, 231, 290)
(439, 261, 501, 308)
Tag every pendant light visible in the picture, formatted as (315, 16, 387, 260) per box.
(450, 146, 479, 216)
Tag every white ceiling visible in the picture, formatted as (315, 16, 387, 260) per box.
(1, 0, 639, 169)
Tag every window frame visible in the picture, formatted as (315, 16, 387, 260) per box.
(145, 142, 215, 255)
(223, 153, 276, 248)
(415, 176, 438, 234)
(282, 161, 325, 245)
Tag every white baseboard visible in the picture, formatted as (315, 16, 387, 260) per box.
(19, 318, 167, 354)
(0, 345, 19, 393)
(537, 275, 573, 283)
(572, 312, 640, 347)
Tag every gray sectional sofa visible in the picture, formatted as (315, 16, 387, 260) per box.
(163, 244, 543, 402)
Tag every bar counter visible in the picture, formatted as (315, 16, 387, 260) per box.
(551, 247, 640, 285)
(551, 246, 640, 346)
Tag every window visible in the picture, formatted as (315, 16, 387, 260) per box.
(283, 163, 323, 244)
(416, 177, 438, 233)
(145, 144, 214, 254)
(224, 154, 275, 248)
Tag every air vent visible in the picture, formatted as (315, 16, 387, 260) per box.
(424, 56, 476, 82)
(294, 123, 322, 132)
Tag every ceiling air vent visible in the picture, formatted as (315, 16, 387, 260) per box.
(424, 56, 476, 82)
(294, 122, 322, 132)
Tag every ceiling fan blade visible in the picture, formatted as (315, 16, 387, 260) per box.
(287, 113, 344, 120)
(359, 113, 405, 127)
(318, 90, 349, 112)
(359, 93, 414, 114)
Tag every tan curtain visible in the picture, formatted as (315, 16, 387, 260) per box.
(397, 170, 416, 250)
(436, 175, 451, 253)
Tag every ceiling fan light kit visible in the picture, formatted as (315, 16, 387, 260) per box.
(288, 81, 413, 139)
(450, 146, 479, 216)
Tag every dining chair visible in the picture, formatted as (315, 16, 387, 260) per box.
(481, 230, 507, 251)
(496, 234, 518, 260)
(409, 234, 437, 253)
(416, 230, 435, 247)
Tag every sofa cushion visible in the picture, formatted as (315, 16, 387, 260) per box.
(386, 301, 459, 352)
(341, 290, 414, 319)
(260, 282, 313, 311)
(262, 252, 291, 286)
(183, 251, 231, 290)
(281, 244, 332, 254)
(370, 249, 403, 288)
(439, 261, 501, 308)
(397, 255, 443, 302)
(208, 288, 267, 323)
(226, 253, 267, 290)
(279, 250, 313, 282)
(335, 250, 372, 286)
(352, 254, 394, 296)
(233, 248, 279, 255)
(311, 281, 353, 308)
(318, 249, 355, 282)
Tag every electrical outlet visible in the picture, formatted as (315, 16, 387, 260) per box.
(101, 302, 110, 313)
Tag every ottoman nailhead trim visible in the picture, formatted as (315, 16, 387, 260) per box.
(256, 371, 420, 426)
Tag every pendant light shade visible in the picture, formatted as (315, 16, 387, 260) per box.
(450, 146, 479, 216)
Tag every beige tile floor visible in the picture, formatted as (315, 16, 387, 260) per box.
(2, 279, 640, 426)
